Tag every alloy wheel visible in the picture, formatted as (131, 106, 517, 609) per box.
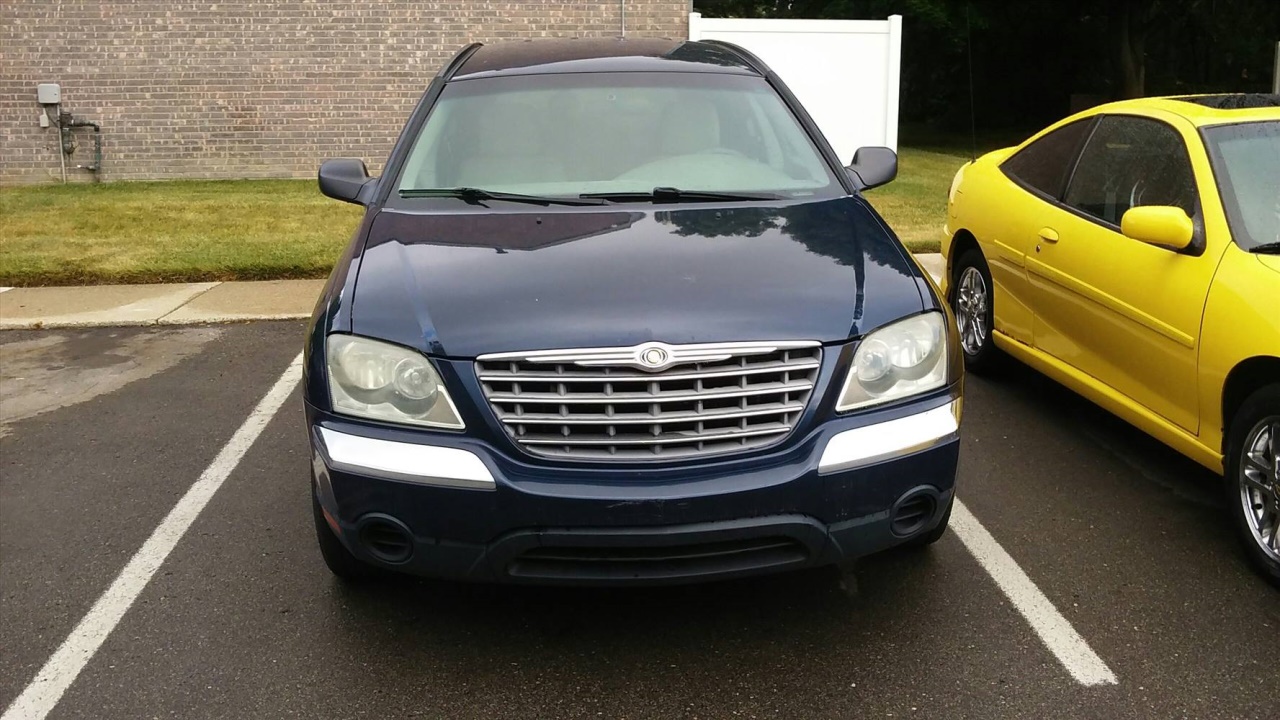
(955, 266, 989, 356)
(1239, 415, 1280, 562)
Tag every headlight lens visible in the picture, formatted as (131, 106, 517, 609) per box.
(326, 335, 464, 429)
(948, 163, 967, 205)
(837, 312, 949, 412)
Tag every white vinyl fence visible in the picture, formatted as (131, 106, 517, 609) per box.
(688, 12, 903, 161)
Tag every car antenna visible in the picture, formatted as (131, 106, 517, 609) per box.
(966, 1, 978, 163)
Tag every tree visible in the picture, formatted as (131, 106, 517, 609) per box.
(1109, 0, 1157, 98)
(693, 0, 1280, 127)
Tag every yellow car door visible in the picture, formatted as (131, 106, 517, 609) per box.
(987, 118, 1099, 344)
(1025, 113, 1222, 434)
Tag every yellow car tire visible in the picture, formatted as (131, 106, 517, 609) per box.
(1225, 384, 1280, 588)
(949, 248, 1003, 375)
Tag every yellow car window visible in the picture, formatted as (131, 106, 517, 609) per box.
(1064, 116, 1197, 227)
(1000, 118, 1094, 200)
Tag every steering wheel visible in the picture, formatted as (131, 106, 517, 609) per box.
(1129, 179, 1147, 209)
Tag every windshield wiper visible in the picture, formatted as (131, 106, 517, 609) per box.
(399, 187, 607, 206)
(1250, 241, 1280, 254)
(580, 187, 785, 203)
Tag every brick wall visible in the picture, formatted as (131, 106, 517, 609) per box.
(0, 1, 689, 184)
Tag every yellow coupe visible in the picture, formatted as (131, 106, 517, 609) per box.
(941, 94, 1280, 585)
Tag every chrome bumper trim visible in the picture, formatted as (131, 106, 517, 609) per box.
(818, 401, 961, 474)
(318, 427, 495, 490)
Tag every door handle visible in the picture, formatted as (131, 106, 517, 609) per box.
(1038, 227, 1060, 243)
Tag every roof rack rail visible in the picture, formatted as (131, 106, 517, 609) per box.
(698, 39, 768, 76)
(439, 42, 484, 80)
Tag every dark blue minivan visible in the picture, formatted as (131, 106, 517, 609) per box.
(305, 38, 963, 585)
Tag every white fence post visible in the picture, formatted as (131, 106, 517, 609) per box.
(885, 15, 902, 152)
(686, 13, 902, 157)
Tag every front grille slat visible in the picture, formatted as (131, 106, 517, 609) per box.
(477, 342, 821, 462)
(483, 380, 814, 405)
(518, 423, 792, 446)
(494, 401, 806, 425)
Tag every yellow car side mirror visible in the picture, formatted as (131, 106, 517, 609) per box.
(1120, 206, 1194, 251)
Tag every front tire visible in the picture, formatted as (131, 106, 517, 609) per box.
(949, 249, 1001, 375)
(312, 489, 380, 583)
(1225, 385, 1280, 588)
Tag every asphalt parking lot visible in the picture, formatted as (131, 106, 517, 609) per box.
(1, 321, 1276, 719)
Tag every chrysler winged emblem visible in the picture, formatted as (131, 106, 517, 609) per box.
(638, 345, 670, 369)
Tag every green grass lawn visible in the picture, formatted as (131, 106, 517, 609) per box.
(863, 146, 970, 250)
(0, 180, 364, 286)
(0, 147, 970, 286)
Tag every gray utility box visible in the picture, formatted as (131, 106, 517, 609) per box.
(37, 83, 61, 104)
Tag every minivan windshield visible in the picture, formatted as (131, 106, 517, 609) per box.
(1202, 120, 1280, 251)
(396, 72, 842, 200)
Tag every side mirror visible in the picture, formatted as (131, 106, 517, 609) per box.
(319, 158, 376, 205)
(1120, 206, 1193, 251)
(846, 146, 898, 191)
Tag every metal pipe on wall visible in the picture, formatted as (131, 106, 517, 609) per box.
(620, 0, 626, 37)
(55, 105, 66, 183)
(69, 118, 102, 174)
(1273, 41, 1279, 94)
(52, 106, 103, 179)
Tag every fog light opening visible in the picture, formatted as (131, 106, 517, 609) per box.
(890, 489, 939, 537)
(356, 514, 414, 564)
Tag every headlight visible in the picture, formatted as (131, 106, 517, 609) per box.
(948, 163, 967, 205)
(836, 312, 949, 412)
(326, 335, 465, 429)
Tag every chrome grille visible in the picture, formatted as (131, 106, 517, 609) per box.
(475, 341, 821, 461)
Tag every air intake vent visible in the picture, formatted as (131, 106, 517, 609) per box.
(476, 341, 821, 461)
(357, 516, 413, 564)
(508, 536, 809, 582)
(891, 494, 937, 537)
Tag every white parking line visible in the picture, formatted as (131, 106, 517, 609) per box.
(2, 334, 1112, 712)
(2, 353, 303, 720)
(918, 256, 1112, 684)
(952, 499, 1119, 686)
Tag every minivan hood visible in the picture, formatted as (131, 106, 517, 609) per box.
(350, 197, 925, 357)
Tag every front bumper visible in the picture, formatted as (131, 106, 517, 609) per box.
(307, 397, 961, 586)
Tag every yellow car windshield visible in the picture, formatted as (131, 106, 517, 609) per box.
(1202, 120, 1280, 251)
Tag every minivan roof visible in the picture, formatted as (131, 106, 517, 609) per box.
(449, 38, 763, 80)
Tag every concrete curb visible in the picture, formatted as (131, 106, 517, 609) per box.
(913, 253, 944, 284)
(0, 255, 944, 330)
(0, 280, 323, 330)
